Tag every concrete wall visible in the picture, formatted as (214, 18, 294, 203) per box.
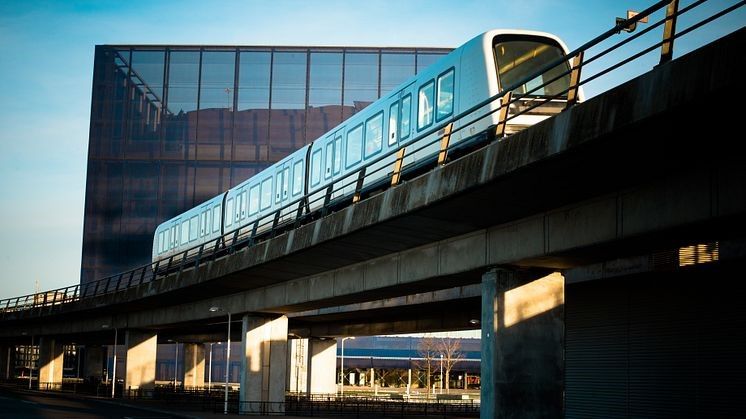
(481, 270, 564, 419)
(83, 345, 105, 382)
(307, 338, 337, 394)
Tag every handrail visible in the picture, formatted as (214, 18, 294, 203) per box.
(1, 0, 742, 319)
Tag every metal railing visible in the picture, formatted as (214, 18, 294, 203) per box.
(1, 0, 743, 320)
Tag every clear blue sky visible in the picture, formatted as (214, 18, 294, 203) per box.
(0, 0, 743, 299)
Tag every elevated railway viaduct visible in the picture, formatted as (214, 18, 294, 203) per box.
(2, 27, 745, 418)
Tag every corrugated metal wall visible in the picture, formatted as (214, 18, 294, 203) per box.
(566, 264, 746, 418)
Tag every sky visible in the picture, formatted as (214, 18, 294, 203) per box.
(0, 0, 743, 300)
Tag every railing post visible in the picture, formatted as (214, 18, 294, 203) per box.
(391, 147, 407, 186)
(321, 185, 334, 216)
(565, 51, 584, 109)
(659, 0, 679, 65)
(229, 229, 241, 253)
(495, 91, 513, 138)
(352, 167, 367, 204)
(436, 123, 453, 165)
(150, 261, 160, 282)
(195, 244, 205, 268)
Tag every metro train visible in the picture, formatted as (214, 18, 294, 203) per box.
(152, 29, 580, 264)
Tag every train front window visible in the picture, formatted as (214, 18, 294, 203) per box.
(494, 37, 570, 98)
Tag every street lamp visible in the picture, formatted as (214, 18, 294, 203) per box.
(340, 336, 355, 396)
(102, 324, 118, 398)
(210, 306, 231, 415)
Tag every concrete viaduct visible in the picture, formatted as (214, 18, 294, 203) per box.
(1, 28, 745, 418)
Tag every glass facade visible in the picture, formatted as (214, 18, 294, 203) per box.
(82, 45, 450, 284)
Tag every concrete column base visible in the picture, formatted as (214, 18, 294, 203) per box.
(125, 330, 157, 392)
(37, 337, 63, 390)
(183, 343, 205, 389)
(481, 269, 564, 419)
(240, 315, 288, 414)
(307, 338, 336, 395)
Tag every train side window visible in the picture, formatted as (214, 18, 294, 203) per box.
(235, 193, 241, 223)
(189, 215, 199, 242)
(364, 111, 383, 158)
(249, 184, 259, 215)
(436, 68, 454, 121)
(212, 205, 221, 232)
(225, 198, 234, 227)
(282, 167, 290, 199)
(389, 101, 399, 145)
(418, 80, 434, 130)
(158, 231, 164, 254)
(324, 142, 333, 179)
(400, 94, 411, 140)
(345, 124, 363, 168)
(181, 220, 189, 244)
(200, 212, 206, 237)
(171, 225, 178, 247)
(166, 227, 172, 250)
(260, 177, 272, 210)
(333, 135, 342, 174)
(311, 149, 322, 187)
(205, 210, 211, 236)
(241, 191, 248, 219)
(292, 161, 303, 195)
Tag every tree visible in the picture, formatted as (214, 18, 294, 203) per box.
(438, 337, 464, 393)
(414, 336, 438, 397)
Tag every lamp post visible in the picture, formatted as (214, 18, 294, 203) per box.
(340, 337, 355, 396)
(208, 342, 214, 392)
(210, 307, 231, 415)
(439, 354, 443, 394)
(102, 324, 117, 398)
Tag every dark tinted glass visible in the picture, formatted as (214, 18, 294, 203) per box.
(127, 50, 165, 154)
(308, 52, 343, 141)
(270, 51, 307, 158)
(381, 53, 415, 94)
(198, 51, 236, 159)
(343, 53, 378, 118)
(164, 51, 200, 159)
(236, 51, 271, 161)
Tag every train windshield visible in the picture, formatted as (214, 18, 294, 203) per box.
(494, 37, 571, 98)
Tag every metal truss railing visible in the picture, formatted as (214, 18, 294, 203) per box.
(1, 0, 743, 320)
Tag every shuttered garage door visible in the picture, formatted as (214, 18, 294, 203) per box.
(566, 264, 746, 418)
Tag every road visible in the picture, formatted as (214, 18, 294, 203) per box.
(0, 386, 182, 419)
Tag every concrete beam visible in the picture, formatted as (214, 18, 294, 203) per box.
(481, 270, 564, 419)
(125, 330, 157, 392)
(240, 315, 288, 414)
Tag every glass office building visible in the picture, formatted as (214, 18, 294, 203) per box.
(82, 45, 451, 284)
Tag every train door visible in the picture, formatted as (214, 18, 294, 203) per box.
(274, 162, 292, 225)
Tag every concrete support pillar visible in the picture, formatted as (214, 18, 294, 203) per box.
(183, 343, 205, 389)
(240, 315, 288, 414)
(125, 330, 157, 392)
(83, 345, 105, 383)
(306, 338, 336, 395)
(0, 345, 13, 379)
(481, 269, 564, 419)
(287, 338, 308, 393)
(37, 337, 63, 390)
